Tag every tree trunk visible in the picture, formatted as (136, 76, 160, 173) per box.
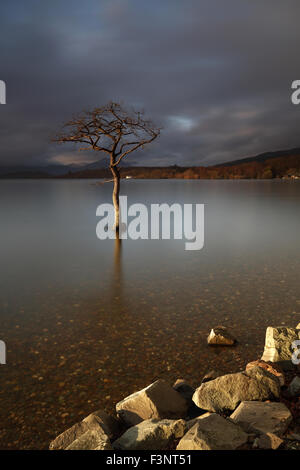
(110, 162, 120, 233)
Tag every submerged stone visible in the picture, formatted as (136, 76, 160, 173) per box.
(207, 326, 236, 346)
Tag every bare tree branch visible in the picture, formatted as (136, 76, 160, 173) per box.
(53, 101, 160, 163)
(52, 102, 161, 232)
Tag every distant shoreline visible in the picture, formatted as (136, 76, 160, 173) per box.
(1, 147, 300, 180)
(0, 169, 299, 180)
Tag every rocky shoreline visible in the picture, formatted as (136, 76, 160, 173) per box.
(49, 325, 300, 451)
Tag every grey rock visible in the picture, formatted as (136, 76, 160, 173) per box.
(207, 326, 236, 346)
(192, 367, 280, 413)
(230, 401, 292, 436)
(49, 421, 91, 450)
(246, 365, 280, 388)
(186, 412, 212, 431)
(113, 419, 186, 450)
(66, 429, 112, 450)
(261, 326, 300, 363)
(116, 379, 188, 427)
(246, 360, 285, 386)
(49, 409, 119, 450)
(176, 413, 248, 450)
(83, 409, 123, 440)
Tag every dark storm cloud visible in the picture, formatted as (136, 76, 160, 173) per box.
(0, 0, 300, 166)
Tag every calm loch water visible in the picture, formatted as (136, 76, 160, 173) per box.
(0, 179, 300, 448)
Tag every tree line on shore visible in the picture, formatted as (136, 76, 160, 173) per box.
(61, 153, 300, 180)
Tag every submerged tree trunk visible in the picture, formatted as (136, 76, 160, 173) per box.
(110, 162, 120, 232)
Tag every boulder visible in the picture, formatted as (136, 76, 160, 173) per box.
(246, 360, 284, 386)
(83, 409, 123, 440)
(49, 409, 119, 450)
(230, 401, 292, 436)
(246, 365, 280, 388)
(192, 367, 280, 413)
(50, 421, 91, 450)
(113, 419, 186, 450)
(65, 429, 112, 450)
(176, 413, 248, 450)
(287, 376, 300, 397)
(261, 326, 300, 364)
(186, 412, 212, 431)
(253, 432, 283, 450)
(207, 326, 236, 346)
(116, 379, 188, 426)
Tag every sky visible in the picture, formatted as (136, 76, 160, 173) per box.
(0, 0, 300, 167)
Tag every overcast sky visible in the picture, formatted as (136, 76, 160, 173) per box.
(0, 0, 300, 167)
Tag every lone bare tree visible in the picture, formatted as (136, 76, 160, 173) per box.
(54, 102, 160, 232)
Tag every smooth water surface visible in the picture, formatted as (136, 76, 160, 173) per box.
(0, 179, 300, 448)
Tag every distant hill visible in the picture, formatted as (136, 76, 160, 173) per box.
(1, 147, 300, 179)
(0, 157, 137, 178)
(82, 157, 137, 170)
(59, 147, 300, 179)
(0, 164, 72, 178)
(215, 147, 300, 167)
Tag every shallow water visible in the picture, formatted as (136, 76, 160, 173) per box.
(0, 179, 300, 448)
